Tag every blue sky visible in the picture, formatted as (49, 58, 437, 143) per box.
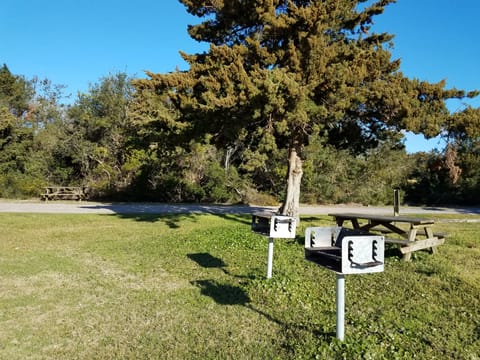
(2, 0, 479, 153)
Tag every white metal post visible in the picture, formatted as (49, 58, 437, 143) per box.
(266, 237, 274, 279)
(336, 273, 345, 341)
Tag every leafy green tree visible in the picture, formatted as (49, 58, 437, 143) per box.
(134, 1, 478, 216)
(65, 73, 137, 197)
(0, 64, 39, 197)
(0, 65, 75, 198)
(0, 64, 33, 117)
(456, 148, 480, 204)
(26, 77, 68, 130)
(451, 110, 480, 203)
(302, 133, 413, 205)
(404, 106, 480, 205)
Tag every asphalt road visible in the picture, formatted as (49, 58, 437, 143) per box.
(0, 200, 478, 216)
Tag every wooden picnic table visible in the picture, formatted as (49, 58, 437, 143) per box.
(329, 213, 445, 261)
(41, 186, 84, 201)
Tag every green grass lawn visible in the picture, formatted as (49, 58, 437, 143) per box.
(0, 212, 479, 359)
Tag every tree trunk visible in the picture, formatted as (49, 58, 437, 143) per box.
(279, 144, 303, 219)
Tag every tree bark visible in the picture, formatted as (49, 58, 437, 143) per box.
(279, 144, 303, 219)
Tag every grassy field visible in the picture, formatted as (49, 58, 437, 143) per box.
(0, 212, 479, 359)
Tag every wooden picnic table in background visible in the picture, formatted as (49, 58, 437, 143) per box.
(41, 186, 85, 201)
(329, 213, 445, 261)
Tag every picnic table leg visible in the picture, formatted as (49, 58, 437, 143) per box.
(400, 227, 418, 261)
(407, 227, 417, 243)
(423, 226, 438, 254)
(351, 219, 360, 229)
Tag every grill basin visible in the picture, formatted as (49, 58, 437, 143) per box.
(305, 226, 384, 274)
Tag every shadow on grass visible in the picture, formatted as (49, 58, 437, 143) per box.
(188, 252, 336, 341)
(385, 245, 403, 259)
(101, 212, 255, 230)
(212, 212, 252, 226)
(104, 213, 203, 229)
(190, 278, 336, 341)
(83, 203, 276, 228)
(187, 253, 227, 269)
(421, 206, 480, 215)
(192, 279, 251, 306)
(187, 252, 258, 280)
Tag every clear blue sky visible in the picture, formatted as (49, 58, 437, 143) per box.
(2, 0, 479, 153)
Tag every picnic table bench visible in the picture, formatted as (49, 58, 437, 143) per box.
(40, 186, 85, 201)
(329, 213, 445, 261)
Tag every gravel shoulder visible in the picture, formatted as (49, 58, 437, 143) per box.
(0, 199, 478, 216)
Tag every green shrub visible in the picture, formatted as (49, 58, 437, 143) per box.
(0, 173, 45, 199)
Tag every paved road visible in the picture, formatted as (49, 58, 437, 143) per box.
(0, 200, 478, 216)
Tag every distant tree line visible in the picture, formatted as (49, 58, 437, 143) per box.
(1, 64, 479, 206)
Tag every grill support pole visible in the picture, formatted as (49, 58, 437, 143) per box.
(266, 237, 274, 279)
(336, 273, 345, 341)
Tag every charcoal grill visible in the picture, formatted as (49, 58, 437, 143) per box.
(304, 226, 385, 340)
(252, 212, 297, 278)
(304, 226, 384, 274)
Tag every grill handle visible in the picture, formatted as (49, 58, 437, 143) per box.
(347, 240, 383, 268)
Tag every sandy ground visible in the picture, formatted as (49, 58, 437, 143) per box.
(0, 199, 478, 216)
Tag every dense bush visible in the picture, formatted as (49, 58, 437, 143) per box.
(301, 136, 415, 205)
(405, 148, 480, 205)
